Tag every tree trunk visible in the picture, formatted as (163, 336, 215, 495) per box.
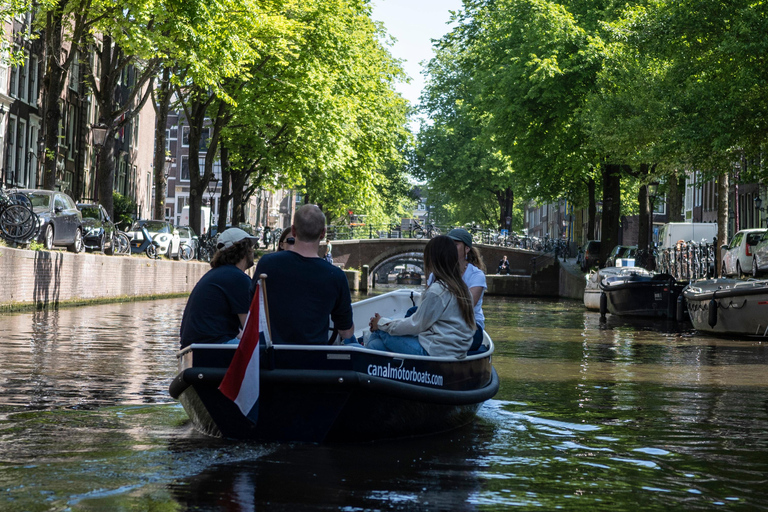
(600, 163, 622, 267)
(716, 172, 729, 275)
(587, 177, 596, 240)
(218, 145, 231, 233)
(637, 184, 650, 254)
(667, 171, 686, 222)
(41, 4, 67, 190)
(96, 136, 116, 218)
(152, 67, 172, 220)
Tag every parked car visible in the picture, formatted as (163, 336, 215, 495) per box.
(77, 203, 117, 254)
(604, 245, 637, 267)
(127, 220, 181, 258)
(19, 189, 83, 252)
(752, 230, 768, 277)
(580, 240, 601, 271)
(721, 228, 766, 277)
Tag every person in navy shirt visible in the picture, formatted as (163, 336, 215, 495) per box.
(252, 204, 355, 345)
(180, 228, 258, 348)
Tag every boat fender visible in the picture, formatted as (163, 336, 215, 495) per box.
(676, 295, 686, 323)
(708, 298, 718, 328)
(599, 292, 607, 320)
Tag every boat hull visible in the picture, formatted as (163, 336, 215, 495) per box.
(601, 273, 684, 318)
(171, 345, 498, 442)
(683, 278, 768, 337)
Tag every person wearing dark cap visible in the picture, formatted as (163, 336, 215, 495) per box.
(446, 228, 487, 351)
(179, 228, 258, 348)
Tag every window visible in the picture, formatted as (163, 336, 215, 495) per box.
(199, 127, 210, 153)
(165, 129, 170, 151)
(69, 50, 79, 92)
(18, 52, 28, 102)
(9, 59, 18, 97)
(133, 115, 139, 147)
(27, 55, 38, 105)
(67, 104, 77, 161)
(5, 116, 16, 185)
(16, 118, 27, 186)
(181, 126, 190, 147)
(180, 155, 189, 181)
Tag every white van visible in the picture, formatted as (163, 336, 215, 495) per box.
(180, 206, 211, 234)
(658, 222, 718, 249)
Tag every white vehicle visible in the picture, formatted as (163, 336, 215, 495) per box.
(180, 206, 212, 235)
(753, 230, 768, 277)
(127, 220, 182, 259)
(721, 228, 766, 277)
(658, 222, 718, 249)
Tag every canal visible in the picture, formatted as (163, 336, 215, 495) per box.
(2, 290, 768, 510)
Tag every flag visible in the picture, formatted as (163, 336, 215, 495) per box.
(219, 284, 265, 424)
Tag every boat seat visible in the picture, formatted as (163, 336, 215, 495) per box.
(467, 345, 490, 356)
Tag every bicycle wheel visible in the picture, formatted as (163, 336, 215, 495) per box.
(0, 204, 38, 241)
(181, 244, 193, 261)
(146, 244, 158, 259)
(413, 228, 424, 239)
(116, 233, 131, 254)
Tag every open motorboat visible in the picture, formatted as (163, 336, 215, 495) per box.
(598, 270, 686, 319)
(683, 278, 768, 337)
(584, 267, 653, 311)
(169, 289, 499, 442)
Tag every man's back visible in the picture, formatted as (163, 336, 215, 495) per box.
(253, 251, 353, 344)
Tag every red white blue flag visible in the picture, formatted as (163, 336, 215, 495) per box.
(219, 285, 265, 424)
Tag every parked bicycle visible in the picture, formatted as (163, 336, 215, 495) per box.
(197, 231, 217, 262)
(411, 220, 440, 239)
(0, 186, 38, 243)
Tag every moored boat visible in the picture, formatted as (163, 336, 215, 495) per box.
(683, 278, 768, 337)
(584, 267, 653, 311)
(599, 271, 686, 319)
(169, 289, 499, 442)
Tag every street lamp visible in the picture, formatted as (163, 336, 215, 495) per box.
(91, 123, 109, 147)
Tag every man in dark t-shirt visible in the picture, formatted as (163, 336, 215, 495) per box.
(252, 204, 354, 344)
(180, 228, 258, 348)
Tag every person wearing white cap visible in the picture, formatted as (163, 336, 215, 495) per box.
(251, 204, 355, 345)
(180, 227, 259, 348)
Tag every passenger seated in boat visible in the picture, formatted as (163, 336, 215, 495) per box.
(447, 228, 488, 352)
(179, 228, 259, 348)
(251, 204, 355, 344)
(367, 235, 475, 358)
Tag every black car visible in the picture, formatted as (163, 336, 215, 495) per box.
(77, 203, 117, 254)
(20, 189, 84, 252)
(580, 240, 602, 271)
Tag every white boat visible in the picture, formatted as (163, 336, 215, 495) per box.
(683, 278, 768, 337)
(584, 267, 653, 311)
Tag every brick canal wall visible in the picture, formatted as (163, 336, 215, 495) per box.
(0, 246, 586, 311)
(0, 246, 211, 311)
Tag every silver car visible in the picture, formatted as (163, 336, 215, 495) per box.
(721, 228, 766, 277)
(752, 229, 768, 277)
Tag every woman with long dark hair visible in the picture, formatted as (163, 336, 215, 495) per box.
(367, 235, 476, 357)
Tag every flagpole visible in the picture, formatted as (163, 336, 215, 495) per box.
(259, 273, 273, 349)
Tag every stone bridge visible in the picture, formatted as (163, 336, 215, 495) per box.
(326, 239, 543, 279)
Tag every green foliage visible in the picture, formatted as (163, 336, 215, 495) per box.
(113, 193, 137, 229)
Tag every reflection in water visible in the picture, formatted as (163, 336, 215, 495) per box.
(2, 296, 768, 510)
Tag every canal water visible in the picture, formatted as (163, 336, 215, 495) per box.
(2, 290, 768, 511)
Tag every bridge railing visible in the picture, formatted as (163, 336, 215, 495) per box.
(325, 224, 552, 250)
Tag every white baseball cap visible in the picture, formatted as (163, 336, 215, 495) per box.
(216, 228, 258, 250)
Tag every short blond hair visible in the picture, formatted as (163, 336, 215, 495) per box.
(294, 204, 326, 242)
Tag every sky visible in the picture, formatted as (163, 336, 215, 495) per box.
(370, 0, 464, 123)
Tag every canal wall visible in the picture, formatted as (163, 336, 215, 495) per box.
(0, 246, 587, 311)
(0, 246, 211, 311)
